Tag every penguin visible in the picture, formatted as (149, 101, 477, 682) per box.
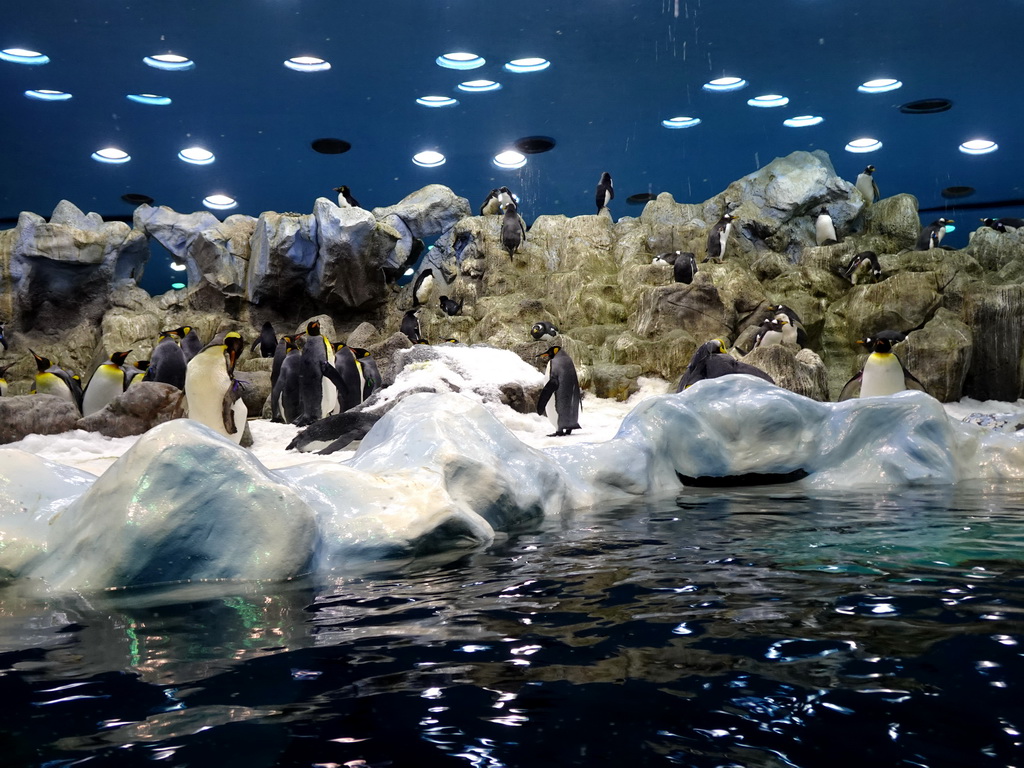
(411, 268, 436, 308)
(82, 350, 132, 416)
(251, 321, 277, 358)
(705, 213, 736, 263)
(144, 330, 188, 389)
(271, 333, 302, 389)
(768, 304, 809, 348)
(294, 320, 337, 426)
(595, 172, 614, 214)
(124, 360, 149, 388)
(286, 410, 383, 454)
(496, 186, 515, 210)
(501, 201, 526, 261)
(479, 188, 502, 216)
(333, 185, 360, 208)
(328, 343, 365, 412)
(0, 322, 7, 351)
(171, 326, 203, 362)
(841, 250, 882, 282)
(838, 331, 926, 400)
(351, 347, 382, 399)
(980, 217, 1024, 231)
(400, 309, 422, 343)
(184, 331, 247, 443)
(30, 350, 83, 412)
(270, 335, 303, 423)
(536, 345, 582, 437)
(439, 295, 463, 316)
(676, 339, 775, 391)
(751, 319, 789, 350)
(531, 321, 559, 341)
(0, 362, 15, 396)
(442, 338, 462, 344)
(815, 208, 839, 246)
(855, 165, 879, 204)
(653, 250, 699, 284)
(915, 218, 953, 250)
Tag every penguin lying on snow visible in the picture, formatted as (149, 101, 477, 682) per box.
(184, 332, 248, 443)
(915, 218, 953, 250)
(677, 340, 775, 391)
(536, 345, 582, 437)
(531, 321, 559, 341)
(653, 250, 698, 284)
(82, 350, 132, 416)
(839, 331, 926, 400)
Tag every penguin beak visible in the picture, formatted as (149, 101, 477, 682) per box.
(225, 342, 240, 375)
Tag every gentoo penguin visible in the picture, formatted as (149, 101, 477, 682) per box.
(400, 309, 422, 343)
(981, 217, 1024, 231)
(173, 326, 203, 362)
(184, 331, 247, 443)
(411, 268, 436, 308)
(82, 350, 132, 416)
(751, 319, 789, 349)
(531, 321, 559, 341)
(351, 347, 382, 399)
(479, 188, 502, 215)
(30, 350, 83, 412)
(841, 250, 882, 282)
(536, 345, 582, 437)
(501, 201, 526, 261)
(333, 185, 360, 208)
(270, 335, 303, 423)
(676, 339, 775, 391)
(328, 343, 365, 412)
(439, 295, 464, 316)
(705, 213, 736, 263)
(653, 250, 699, 284)
(855, 165, 879, 204)
(294, 320, 337, 426)
(768, 304, 809, 348)
(144, 330, 187, 389)
(838, 331, 926, 400)
(251, 321, 277, 358)
(915, 218, 953, 250)
(815, 208, 839, 246)
(595, 172, 614, 214)
(0, 362, 13, 396)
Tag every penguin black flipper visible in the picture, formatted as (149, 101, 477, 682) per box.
(536, 377, 558, 417)
(838, 372, 862, 401)
(903, 368, 928, 393)
(221, 379, 249, 435)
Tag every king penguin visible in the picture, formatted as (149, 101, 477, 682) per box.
(334, 185, 360, 208)
(270, 335, 303, 423)
(815, 208, 839, 246)
(0, 362, 13, 397)
(350, 347, 382, 399)
(294, 320, 337, 426)
(327, 343, 366, 412)
(677, 339, 775, 391)
(915, 218, 953, 250)
(252, 321, 277, 358)
(144, 330, 188, 389)
(595, 172, 614, 214)
(501, 201, 526, 261)
(706, 213, 736, 263)
(82, 350, 132, 416)
(30, 350, 83, 412)
(855, 165, 880, 204)
(174, 326, 203, 362)
(184, 331, 247, 443)
(839, 331, 926, 400)
(0, 322, 7, 351)
(531, 321, 559, 341)
(536, 345, 582, 437)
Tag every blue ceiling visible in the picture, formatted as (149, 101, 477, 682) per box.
(2, 0, 1022, 257)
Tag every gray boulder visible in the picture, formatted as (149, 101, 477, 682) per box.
(76, 382, 186, 438)
(371, 184, 472, 240)
(246, 210, 318, 306)
(0, 395, 81, 444)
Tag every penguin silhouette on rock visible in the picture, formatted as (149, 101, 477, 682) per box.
(595, 172, 614, 214)
(706, 213, 736, 263)
(501, 201, 526, 262)
(334, 185, 360, 208)
(653, 250, 699, 284)
(839, 331, 927, 400)
(536, 345, 582, 437)
(185, 332, 248, 443)
(82, 350, 132, 416)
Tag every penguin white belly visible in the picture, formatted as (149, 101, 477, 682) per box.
(36, 374, 75, 404)
(780, 322, 799, 346)
(228, 399, 247, 445)
(815, 216, 837, 246)
(82, 369, 123, 416)
(856, 176, 873, 203)
(184, 355, 235, 439)
(860, 353, 907, 397)
(543, 361, 559, 427)
(323, 377, 339, 416)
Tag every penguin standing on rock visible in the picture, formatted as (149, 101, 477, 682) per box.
(184, 332, 248, 443)
(751, 319, 790, 350)
(841, 250, 882, 282)
(915, 218, 953, 250)
(815, 208, 839, 246)
(400, 309, 422, 344)
(334, 185, 360, 208)
(30, 350, 83, 412)
(595, 172, 614, 214)
(531, 321, 559, 341)
(855, 165, 879, 204)
(439, 295, 463, 316)
(981, 217, 1024, 232)
(411, 269, 436, 308)
(677, 339, 775, 391)
(82, 350, 132, 416)
(252, 321, 277, 358)
(501, 201, 526, 261)
(653, 251, 699, 284)
(479, 188, 502, 216)
(768, 304, 809, 348)
(706, 213, 736, 263)
(536, 345, 582, 437)
(839, 331, 926, 400)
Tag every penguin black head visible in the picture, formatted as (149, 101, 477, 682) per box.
(859, 330, 906, 354)
(443, 338, 460, 344)
(223, 332, 245, 374)
(537, 345, 561, 361)
(531, 321, 559, 341)
(864, 165, 875, 175)
(351, 347, 371, 358)
(111, 350, 132, 366)
(30, 349, 52, 372)
(306, 320, 321, 336)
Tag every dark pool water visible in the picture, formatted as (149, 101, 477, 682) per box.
(1, 482, 1022, 768)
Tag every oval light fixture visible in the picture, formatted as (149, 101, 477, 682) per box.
(144, 54, 195, 71)
(941, 186, 975, 200)
(783, 115, 824, 127)
(91, 147, 131, 164)
(436, 52, 485, 70)
(203, 194, 237, 210)
(284, 56, 331, 72)
(310, 138, 351, 154)
(747, 94, 789, 108)
(121, 193, 154, 205)
(702, 77, 747, 92)
(493, 150, 527, 170)
(899, 98, 952, 114)
(457, 79, 501, 92)
(416, 95, 459, 108)
(959, 139, 998, 155)
(858, 78, 902, 93)
(661, 116, 701, 129)
(127, 93, 172, 106)
(845, 138, 883, 153)
(0, 48, 50, 65)
(178, 147, 215, 165)
(626, 193, 657, 205)
(504, 57, 550, 73)
(514, 136, 556, 154)
(170, 282, 186, 290)
(412, 150, 446, 168)
(24, 89, 71, 101)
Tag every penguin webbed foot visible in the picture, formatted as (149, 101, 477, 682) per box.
(292, 414, 319, 427)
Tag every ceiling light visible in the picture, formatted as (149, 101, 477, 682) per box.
(436, 52, 485, 70)
(284, 56, 330, 72)
(504, 57, 550, 73)
(457, 79, 501, 92)
(661, 116, 701, 129)
(170, 262, 187, 272)
(310, 138, 351, 154)
(783, 115, 824, 127)
(144, 54, 195, 71)
(959, 139, 998, 155)
(412, 150, 446, 168)
(493, 150, 527, 169)
(858, 78, 902, 93)
(416, 95, 459, 107)
(91, 147, 130, 164)
(203, 194, 237, 210)
(702, 77, 747, 92)
(747, 94, 789, 108)
(178, 147, 215, 165)
(24, 89, 71, 101)
(1, 48, 49, 65)
(845, 138, 883, 153)
(127, 93, 172, 106)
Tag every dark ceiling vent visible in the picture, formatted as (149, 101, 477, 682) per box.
(899, 98, 953, 115)
(513, 136, 556, 154)
(626, 193, 657, 205)
(311, 138, 352, 154)
(941, 186, 975, 199)
(122, 193, 154, 205)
